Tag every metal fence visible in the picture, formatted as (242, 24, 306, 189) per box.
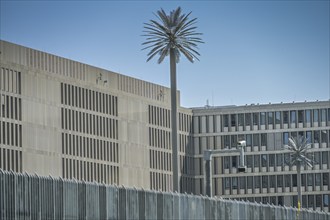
(1, 169, 329, 220)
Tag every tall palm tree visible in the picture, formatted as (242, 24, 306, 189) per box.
(142, 7, 203, 192)
(284, 136, 313, 211)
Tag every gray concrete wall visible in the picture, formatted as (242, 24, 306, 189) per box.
(1, 169, 329, 220)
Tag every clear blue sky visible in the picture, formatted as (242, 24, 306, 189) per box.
(1, 0, 329, 107)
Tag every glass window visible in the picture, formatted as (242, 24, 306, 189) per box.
(298, 110, 304, 123)
(290, 131, 297, 139)
(237, 134, 244, 143)
(308, 195, 314, 208)
(224, 156, 230, 169)
(224, 177, 231, 189)
(302, 174, 306, 187)
(315, 173, 321, 186)
(232, 177, 238, 189)
(305, 110, 311, 123)
(322, 151, 328, 165)
(276, 154, 283, 167)
(269, 154, 275, 167)
(307, 173, 313, 186)
(283, 111, 289, 124)
(261, 154, 268, 167)
(292, 174, 297, 187)
(255, 176, 261, 188)
(324, 195, 329, 208)
(314, 152, 320, 165)
(270, 196, 277, 205)
(314, 130, 320, 143)
(285, 174, 291, 187)
(283, 132, 289, 145)
(290, 111, 296, 123)
(321, 130, 327, 143)
(262, 197, 269, 204)
(254, 155, 260, 168)
(261, 133, 267, 146)
(313, 109, 319, 123)
(253, 134, 259, 146)
(284, 153, 290, 166)
(245, 113, 251, 126)
(260, 112, 266, 125)
(278, 196, 284, 206)
(302, 195, 307, 208)
(321, 109, 326, 122)
(223, 114, 229, 127)
(269, 175, 276, 188)
(231, 114, 236, 127)
(328, 108, 330, 123)
(306, 131, 312, 144)
(268, 112, 274, 125)
(275, 111, 281, 124)
(224, 135, 230, 148)
(238, 114, 244, 126)
(323, 173, 329, 186)
(253, 113, 259, 125)
(239, 177, 246, 189)
(247, 176, 253, 189)
(231, 156, 237, 168)
(231, 135, 237, 148)
(246, 134, 252, 147)
(246, 155, 253, 168)
(316, 195, 322, 208)
(262, 176, 268, 188)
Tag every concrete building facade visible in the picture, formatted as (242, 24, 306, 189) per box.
(0, 40, 329, 211)
(0, 40, 194, 193)
(192, 102, 330, 211)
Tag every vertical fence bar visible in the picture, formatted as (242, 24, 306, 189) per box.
(172, 192, 180, 219)
(1, 170, 330, 220)
(163, 192, 173, 219)
(106, 185, 118, 220)
(138, 188, 145, 220)
(145, 190, 157, 219)
(118, 186, 126, 219)
(156, 191, 163, 220)
(99, 183, 107, 220)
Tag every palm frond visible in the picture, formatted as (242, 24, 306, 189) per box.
(284, 136, 313, 168)
(142, 7, 203, 63)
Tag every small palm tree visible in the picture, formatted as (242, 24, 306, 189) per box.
(142, 7, 203, 192)
(284, 136, 313, 211)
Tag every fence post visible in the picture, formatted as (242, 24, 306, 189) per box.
(172, 192, 180, 219)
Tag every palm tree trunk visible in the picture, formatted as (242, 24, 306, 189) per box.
(297, 161, 302, 210)
(170, 48, 179, 192)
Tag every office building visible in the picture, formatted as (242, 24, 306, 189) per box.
(192, 102, 330, 211)
(0, 40, 329, 211)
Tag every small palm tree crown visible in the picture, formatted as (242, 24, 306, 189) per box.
(284, 136, 313, 167)
(142, 7, 204, 63)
